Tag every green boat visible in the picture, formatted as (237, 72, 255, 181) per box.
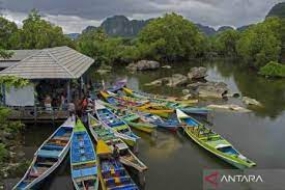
(176, 109, 256, 169)
(97, 100, 156, 134)
(88, 113, 148, 172)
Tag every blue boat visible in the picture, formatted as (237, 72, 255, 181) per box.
(95, 101, 140, 147)
(97, 140, 140, 190)
(70, 119, 99, 190)
(13, 117, 75, 190)
(138, 112, 179, 132)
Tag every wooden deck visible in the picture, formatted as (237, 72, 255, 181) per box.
(8, 106, 69, 124)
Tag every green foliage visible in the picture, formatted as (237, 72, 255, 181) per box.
(0, 17, 18, 49)
(236, 18, 282, 68)
(1, 9, 74, 50)
(214, 29, 240, 56)
(259, 61, 285, 77)
(137, 13, 206, 62)
(0, 143, 8, 162)
(0, 49, 13, 59)
(0, 76, 29, 88)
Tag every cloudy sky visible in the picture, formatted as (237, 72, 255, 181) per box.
(0, 0, 284, 33)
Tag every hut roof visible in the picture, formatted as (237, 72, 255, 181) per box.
(0, 46, 94, 79)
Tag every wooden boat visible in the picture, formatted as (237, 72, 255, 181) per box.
(94, 100, 140, 147)
(98, 100, 156, 134)
(107, 78, 128, 93)
(176, 109, 256, 169)
(138, 112, 179, 132)
(123, 87, 198, 105)
(96, 140, 140, 190)
(101, 91, 173, 118)
(88, 114, 147, 172)
(70, 119, 99, 190)
(122, 87, 210, 116)
(13, 117, 75, 190)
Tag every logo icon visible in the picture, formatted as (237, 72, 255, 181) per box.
(204, 171, 220, 188)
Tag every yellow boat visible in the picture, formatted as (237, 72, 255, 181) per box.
(136, 103, 174, 118)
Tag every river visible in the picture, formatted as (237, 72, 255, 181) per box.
(5, 60, 285, 190)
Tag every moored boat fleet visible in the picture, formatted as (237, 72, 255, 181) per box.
(13, 81, 256, 189)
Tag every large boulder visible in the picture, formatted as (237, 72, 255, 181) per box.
(188, 67, 207, 80)
(166, 74, 188, 87)
(127, 60, 160, 71)
(188, 81, 228, 99)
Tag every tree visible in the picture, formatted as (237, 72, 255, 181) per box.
(15, 9, 73, 49)
(236, 19, 281, 68)
(137, 13, 206, 62)
(214, 29, 240, 57)
(77, 28, 126, 65)
(0, 17, 18, 49)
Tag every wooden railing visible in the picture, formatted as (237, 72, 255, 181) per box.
(7, 106, 69, 123)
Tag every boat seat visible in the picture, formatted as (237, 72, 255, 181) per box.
(42, 144, 63, 150)
(38, 149, 61, 158)
(82, 166, 97, 176)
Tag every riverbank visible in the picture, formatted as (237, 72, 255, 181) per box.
(0, 107, 28, 189)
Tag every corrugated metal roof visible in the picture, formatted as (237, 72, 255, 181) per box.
(0, 46, 94, 79)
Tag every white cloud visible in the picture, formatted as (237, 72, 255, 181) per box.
(1, 0, 285, 33)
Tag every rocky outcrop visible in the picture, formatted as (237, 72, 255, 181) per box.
(127, 60, 160, 72)
(187, 67, 207, 80)
(144, 74, 188, 87)
(242, 97, 262, 106)
(166, 74, 188, 87)
(188, 81, 228, 98)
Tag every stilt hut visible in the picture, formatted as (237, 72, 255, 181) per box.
(0, 46, 94, 123)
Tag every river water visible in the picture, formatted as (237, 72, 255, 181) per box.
(5, 60, 285, 190)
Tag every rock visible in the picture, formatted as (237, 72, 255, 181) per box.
(127, 60, 160, 71)
(182, 89, 190, 95)
(162, 65, 171, 69)
(3, 132, 14, 140)
(182, 94, 195, 100)
(207, 104, 251, 112)
(188, 67, 207, 80)
(166, 74, 188, 87)
(188, 81, 228, 99)
(17, 151, 25, 158)
(242, 97, 262, 106)
(144, 74, 188, 87)
(97, 64, 112, 75)
(97, 69, 111, 75)
(144, 78, 166, 86)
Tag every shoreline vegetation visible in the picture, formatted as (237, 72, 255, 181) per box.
(0, 10, 285, 78)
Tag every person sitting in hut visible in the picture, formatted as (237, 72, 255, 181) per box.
(44, 95, 52, 112)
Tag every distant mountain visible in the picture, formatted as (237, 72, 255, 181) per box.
(66, 33, 80, 40)
(236, 25, 252, 32)
(195, 23, 216, 36)
(217, 26, 234, 33)
(82, 15, 218, 37)
(267, 2, 285, 19)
